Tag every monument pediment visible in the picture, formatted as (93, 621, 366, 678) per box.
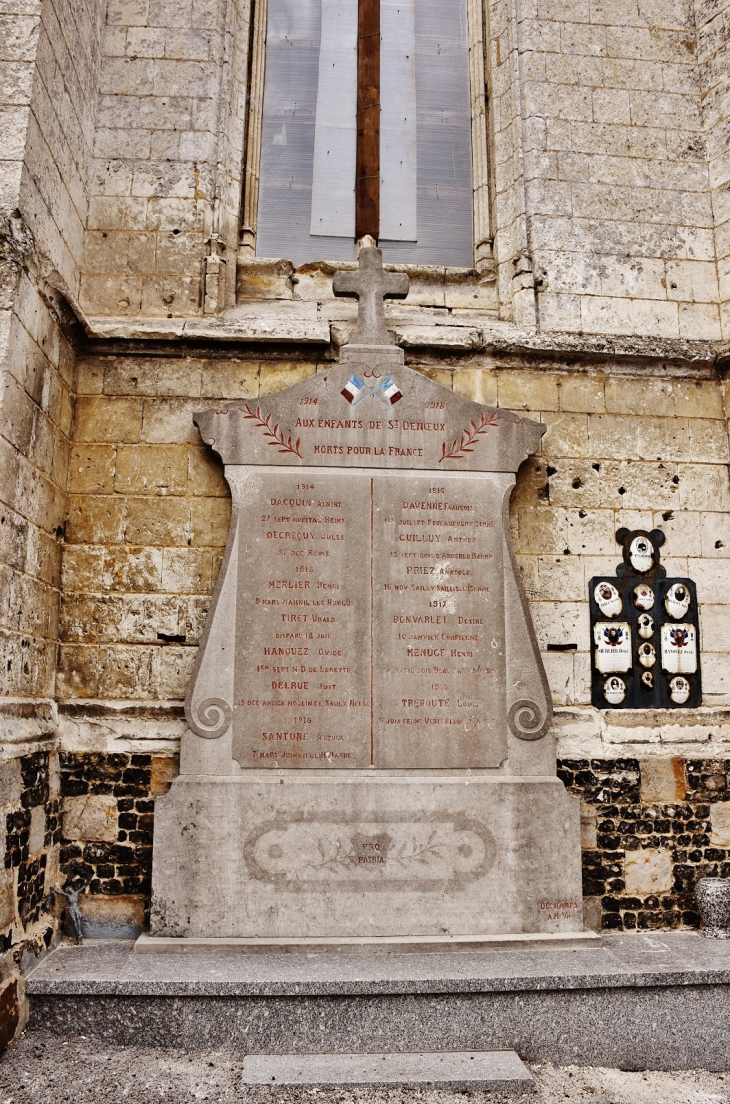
(194, 357, 544, 473)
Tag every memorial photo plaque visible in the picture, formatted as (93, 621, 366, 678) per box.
(589, 527, 701, 709)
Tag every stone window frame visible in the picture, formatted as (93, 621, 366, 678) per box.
(236, 0, 494, 282)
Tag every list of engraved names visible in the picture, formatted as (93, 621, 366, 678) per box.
(233, 470, 506, 770)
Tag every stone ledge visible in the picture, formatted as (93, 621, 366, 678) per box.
(25, 931, 730, 998)
(58, 700, 185, 755)
(554, 705, 730, 759)
(235, 257, 498, 312)
(80, 310, 723, 369)
(81, 315, 331, 344)
(55, 700, 730, 758)
(0, 699, 58, 760)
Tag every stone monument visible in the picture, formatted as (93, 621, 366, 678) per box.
(144, 248, 588, 948)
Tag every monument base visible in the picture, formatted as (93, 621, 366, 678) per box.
(134, 930, 601, 954)
(150, 773, 585, 940)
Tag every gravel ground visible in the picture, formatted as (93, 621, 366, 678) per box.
(0, 1029, 728, 1104)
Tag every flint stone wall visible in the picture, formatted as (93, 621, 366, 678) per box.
(49, 751, 730, 935)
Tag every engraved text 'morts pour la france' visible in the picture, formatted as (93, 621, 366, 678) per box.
(184, 247, 552, 770)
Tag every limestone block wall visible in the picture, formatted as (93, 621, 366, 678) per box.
(487, 0, 721, 336)
(0, 0, 41, 216)
(17, 0, 106, 299)
(80, 0, 251, 318)
(0, 0, 106, 1044)
(1, 0, 105, 707)
(58, 355, 730, 750)
(695, 0, 730, 338)
(1, 0, 106, 698)
(484, 366, 730, 718)
(0, 242, 75, 1044)
(0, 272, 73, 702)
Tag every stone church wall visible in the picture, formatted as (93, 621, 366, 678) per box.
(0, 0, 106, 1037)
(489, 0, 720, 332)
(695, 0, 730, 337)
(80, 0, 250, 317)
(2, 0, 730, 1048)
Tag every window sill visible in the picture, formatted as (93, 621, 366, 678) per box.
(236, 254, 498, 312)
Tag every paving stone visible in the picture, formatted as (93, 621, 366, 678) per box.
(239, 1050, 535, 1091)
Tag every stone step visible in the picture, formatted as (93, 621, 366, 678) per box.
(240, 1049, 534, 1091)
(25, 931, 730, 1071)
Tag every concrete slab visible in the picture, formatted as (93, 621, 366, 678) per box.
(27, 931, 730, 997)
(25, 933, 730, 1069)
(240, 1049, 534, 1090)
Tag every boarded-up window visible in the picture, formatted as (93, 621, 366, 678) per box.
(256, 0, 473, 267)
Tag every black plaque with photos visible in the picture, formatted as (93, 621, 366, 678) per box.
(589, 529, 701, 710)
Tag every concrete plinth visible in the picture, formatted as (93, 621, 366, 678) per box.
(26, 932, 730, 1070)
(150, 774, 584, 940)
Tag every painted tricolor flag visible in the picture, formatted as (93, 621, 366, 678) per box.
(379, 375, 402, 405)
(341, 373, 367, 404)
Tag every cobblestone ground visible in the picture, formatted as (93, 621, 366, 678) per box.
(0, 1030, 728, 1104)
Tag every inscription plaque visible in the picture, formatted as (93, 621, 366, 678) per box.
(233, 469, 507, 769)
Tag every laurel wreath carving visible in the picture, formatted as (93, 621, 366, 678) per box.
(439, 411, 499, 462)
(242, 404, 302, 458)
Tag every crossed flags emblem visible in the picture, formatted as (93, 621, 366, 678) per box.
(341, 373, 402, 407)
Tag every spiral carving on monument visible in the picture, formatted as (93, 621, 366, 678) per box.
(188, 696, 232, 740)
(508, 698, 549, 741)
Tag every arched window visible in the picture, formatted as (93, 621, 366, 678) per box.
(240, 0, 491, 271)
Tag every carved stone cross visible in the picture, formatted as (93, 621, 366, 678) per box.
(333, 246, 409, 346)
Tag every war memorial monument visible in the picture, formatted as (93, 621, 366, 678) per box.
(145, 248, 588, 950)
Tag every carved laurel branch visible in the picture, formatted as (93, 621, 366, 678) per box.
(189, 696, 232, 740)
(508, 699, 549, 741)
(439, 410, 499, 463)
(242, 403, 302, 458)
